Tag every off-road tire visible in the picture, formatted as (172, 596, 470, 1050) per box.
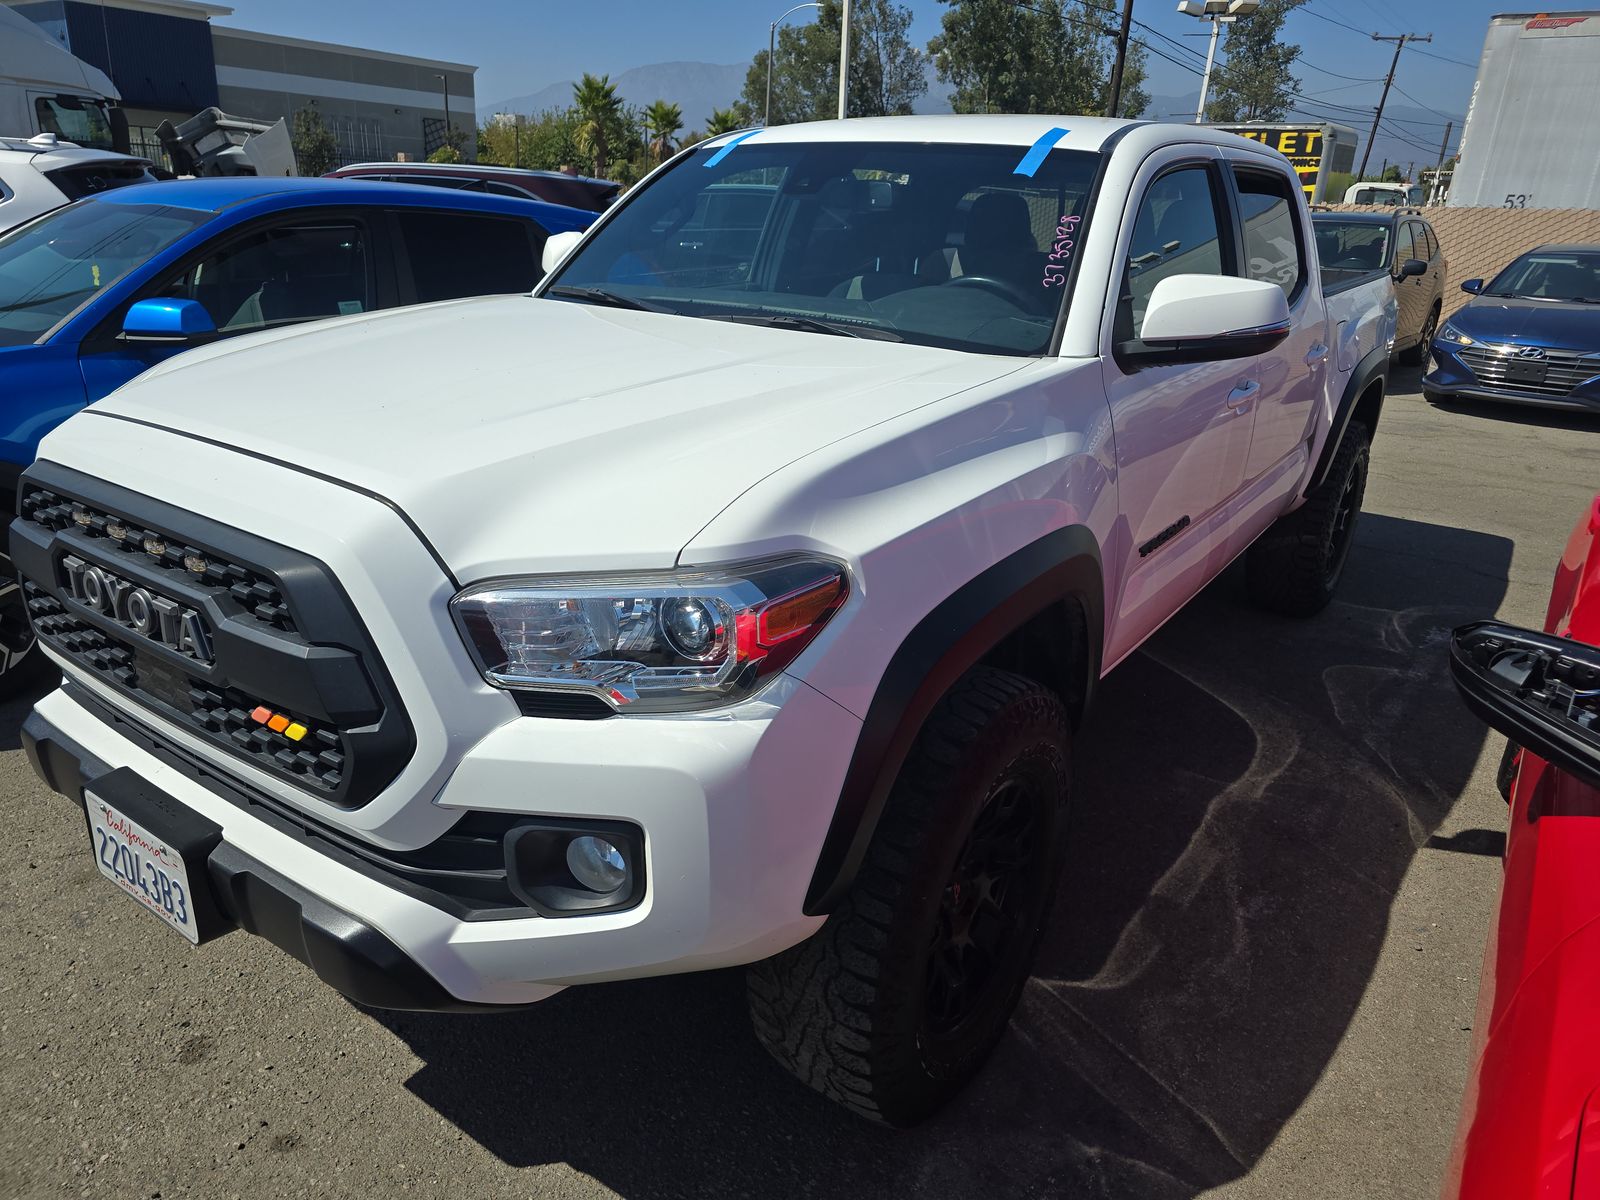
(747, 667, 1070, 1126)
(1246, 420, 1370, 617)
(0, 566, 54, 700)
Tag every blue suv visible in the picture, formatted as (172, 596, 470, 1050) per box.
(0, 176, 594, 686)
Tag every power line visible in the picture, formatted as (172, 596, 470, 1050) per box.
(1389, 83, 1463, 123)
(1298, 5, 1368, 36)
(1409, 45, 1478, 69)
(1299, 59, 1384, 83)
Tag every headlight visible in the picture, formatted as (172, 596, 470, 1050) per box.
(1439, 322, 1474, 346)
(451, 557, 849, 713)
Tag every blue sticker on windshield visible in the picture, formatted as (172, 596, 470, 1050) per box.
(704, 130, 761, 167)
(1013, 127, 1070, 178)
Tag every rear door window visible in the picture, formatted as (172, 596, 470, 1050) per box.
(45, 162, 157, 202)
(395, 210, 544, 302)
(1232, 167, 1305, 302)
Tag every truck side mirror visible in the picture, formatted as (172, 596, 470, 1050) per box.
(121, 298, 217, 344)
(541, 230, 586, 277)
(1451, 621, 1600, 791)
(1460, 278, 1483, 295)
(1129, 275, 1292, 363)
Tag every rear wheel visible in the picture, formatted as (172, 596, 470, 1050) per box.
(1246, 420, 1370, 617)
(747, 667, 1070, 1126)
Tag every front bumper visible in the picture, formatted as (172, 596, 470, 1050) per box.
(1424, 342, 1600, 412)
(23, 666, 857, 1007)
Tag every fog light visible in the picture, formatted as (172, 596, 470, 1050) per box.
(566, 835, 627, 893)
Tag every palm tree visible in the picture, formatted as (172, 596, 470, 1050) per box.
(643, 99, 684, 165)
(704, 105, 748, 138)
(572, 73, 624, 177)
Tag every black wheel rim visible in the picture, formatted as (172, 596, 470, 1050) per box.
(1325, 459, 1363, 588)
(922, 776, 1045, 1040)
(0, 572, 34, 677)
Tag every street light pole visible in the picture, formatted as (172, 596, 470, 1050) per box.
(766, 2, 822, 127)
(434, 72, 451, 148)
(1177, 0, 1260, 124)
(838, 0, 852, 119)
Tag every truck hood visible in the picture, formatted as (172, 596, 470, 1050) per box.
(1450, 296, 1600, 348)
(90, 296, 1023, 581)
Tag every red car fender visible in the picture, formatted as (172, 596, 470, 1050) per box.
(1445, 496, 1600, 1200)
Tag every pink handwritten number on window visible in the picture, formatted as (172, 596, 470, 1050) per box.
(1042, 213, 1081, 288)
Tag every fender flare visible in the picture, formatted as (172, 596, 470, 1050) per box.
(1307, 342, 1389, 495)
(802, 526, 1104, 915)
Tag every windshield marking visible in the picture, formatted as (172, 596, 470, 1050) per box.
(1013, 127, 1070, 178)
(703, 130, 762, 168)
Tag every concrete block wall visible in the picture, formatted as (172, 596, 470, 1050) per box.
(1317, 205, 1600, 319)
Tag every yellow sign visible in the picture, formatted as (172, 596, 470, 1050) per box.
(1219, 126, 1325, 198)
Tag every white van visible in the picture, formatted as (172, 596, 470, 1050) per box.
(1342, 180, 1424, 207)
(0, 6, 122, 150)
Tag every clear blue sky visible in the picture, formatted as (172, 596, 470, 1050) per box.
(219, 0, 1501, 160)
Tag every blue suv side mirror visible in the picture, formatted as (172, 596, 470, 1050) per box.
(122, 298, 217, 343)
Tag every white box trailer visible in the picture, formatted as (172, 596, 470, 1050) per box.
(1451, 11, 1600, 209)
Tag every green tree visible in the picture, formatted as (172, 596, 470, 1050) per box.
(572, 73, 627, 177)
(704, 104, 753, 137)
(427, 145, 462, 164)
(929, 0, 1119, 117)
(643, 99, 684, 164)
(1204, 0, 1304, 123)
(1107, 41, 1150, 119)
(740, 0, 925, 125)
(290, 107, 338, 175)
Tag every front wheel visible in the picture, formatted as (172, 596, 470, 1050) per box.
(0, 565, 53, 700)
(1400, 305, 1439, 366)
(1245, 420, 1370, 617)
(747, 667, 1070, 1126)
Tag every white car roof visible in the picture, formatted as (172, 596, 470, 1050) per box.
(0, 136, 150, 171)
(699, 114, 1264, 155)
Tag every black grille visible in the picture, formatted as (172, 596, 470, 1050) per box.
(21, 487, 295, 632)
(26, 584, 349, 796)
(12, 464, 415, 809)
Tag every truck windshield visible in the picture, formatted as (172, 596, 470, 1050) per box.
(1314, 218, 1390, 285)
(1485, 250, 1600, 302)
(546, 139, 1101, 356)
(0, 201, 209, 347)
(34, 95, 116, 151)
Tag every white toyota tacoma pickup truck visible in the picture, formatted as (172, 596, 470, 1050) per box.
(15, 116, 1394, 1125)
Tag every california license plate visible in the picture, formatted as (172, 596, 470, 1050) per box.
(86, 791, 199, 944)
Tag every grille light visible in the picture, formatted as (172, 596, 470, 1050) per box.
(452, 557, 849, 713)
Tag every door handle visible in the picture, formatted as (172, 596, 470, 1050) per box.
(1305, 343, 1329, 365)
(1226, 379, 1260, 410)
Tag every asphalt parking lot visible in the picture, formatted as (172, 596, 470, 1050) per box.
(1, 368, 1595, 1200)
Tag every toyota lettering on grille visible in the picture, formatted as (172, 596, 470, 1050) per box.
(59, 554, 214, 664)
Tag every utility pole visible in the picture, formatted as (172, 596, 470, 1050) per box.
(1359, 32, 1430, 179)
(1430, 119, 1452, 202)
(837, 0, 853, 119)
(1106, 0, 1136, 118)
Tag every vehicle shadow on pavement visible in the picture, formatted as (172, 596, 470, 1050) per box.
(369, 511, 1510, 1199)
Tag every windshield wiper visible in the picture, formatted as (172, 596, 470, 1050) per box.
(705, 312, 904, 342)
(544, 285, 675, 314)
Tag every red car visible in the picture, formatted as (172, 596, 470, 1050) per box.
(1445, 493, 1600, 1199)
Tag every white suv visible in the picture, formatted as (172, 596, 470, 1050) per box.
(16, 116, 1393, 1124)
(0, 133, 156, 235)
